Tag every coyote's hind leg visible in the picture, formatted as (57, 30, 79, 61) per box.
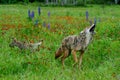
(61, 48, 69, 68)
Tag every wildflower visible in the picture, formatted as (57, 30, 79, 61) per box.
(48, 23, 50, 29)
(38, 7, 41, 16)
(85, 11, 89, 21)
(31, 11, 35, 19)
(43, 21, 46, 27)
(48, 11, 50, 17)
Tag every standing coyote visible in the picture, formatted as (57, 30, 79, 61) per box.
(9, 38, 43, 52)
(55, 24, 96, 68)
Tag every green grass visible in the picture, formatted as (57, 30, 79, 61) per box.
(0, 4, 120, 80)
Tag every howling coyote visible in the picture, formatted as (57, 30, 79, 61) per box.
(55, 24, 96, 68)
(9, 38, 43, 52)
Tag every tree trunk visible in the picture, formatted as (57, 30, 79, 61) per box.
(46, 0, 49, 4)
(56, 0, 58, 5)
(73, 0, 75, 5)
(61, 0, 64, 6)
(115, 0, 118, 4)
(64, 0, 67, 4)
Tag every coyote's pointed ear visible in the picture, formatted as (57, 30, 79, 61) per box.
(89, 24, 95, 32)
(13, 38, 17, 42)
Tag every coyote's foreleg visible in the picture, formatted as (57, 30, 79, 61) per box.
(72, 50, 78, 67)
(78, 50, 84, 68)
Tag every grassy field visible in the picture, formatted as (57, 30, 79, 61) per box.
(0, 4, 120, 80)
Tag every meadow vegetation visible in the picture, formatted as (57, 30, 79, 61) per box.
(0, 4, 120, 80)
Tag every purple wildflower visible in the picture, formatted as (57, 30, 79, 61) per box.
(48, 11, 50, 17)
(86, 11, 89, 21)
(38, 7, 41, 16)
(48, 23, 50, 29)
(43, 21, 46, 27)
(31, 11, 35, 19)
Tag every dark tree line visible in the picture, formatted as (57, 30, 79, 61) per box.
(0, 0, 45, 4)
(0, 0, 116, 5)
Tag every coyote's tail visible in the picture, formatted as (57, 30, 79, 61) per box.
(55, 47, 63, 59)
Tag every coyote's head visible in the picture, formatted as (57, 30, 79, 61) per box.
(9, 38, 25, 48)
(80, 24, 96, 46)
(9, 38, 18, 48)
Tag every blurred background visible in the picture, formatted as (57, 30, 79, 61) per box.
(0, 0, 120, 6)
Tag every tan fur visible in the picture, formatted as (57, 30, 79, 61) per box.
(55, 24, 96, 68)
(9, 38, 43, 52)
